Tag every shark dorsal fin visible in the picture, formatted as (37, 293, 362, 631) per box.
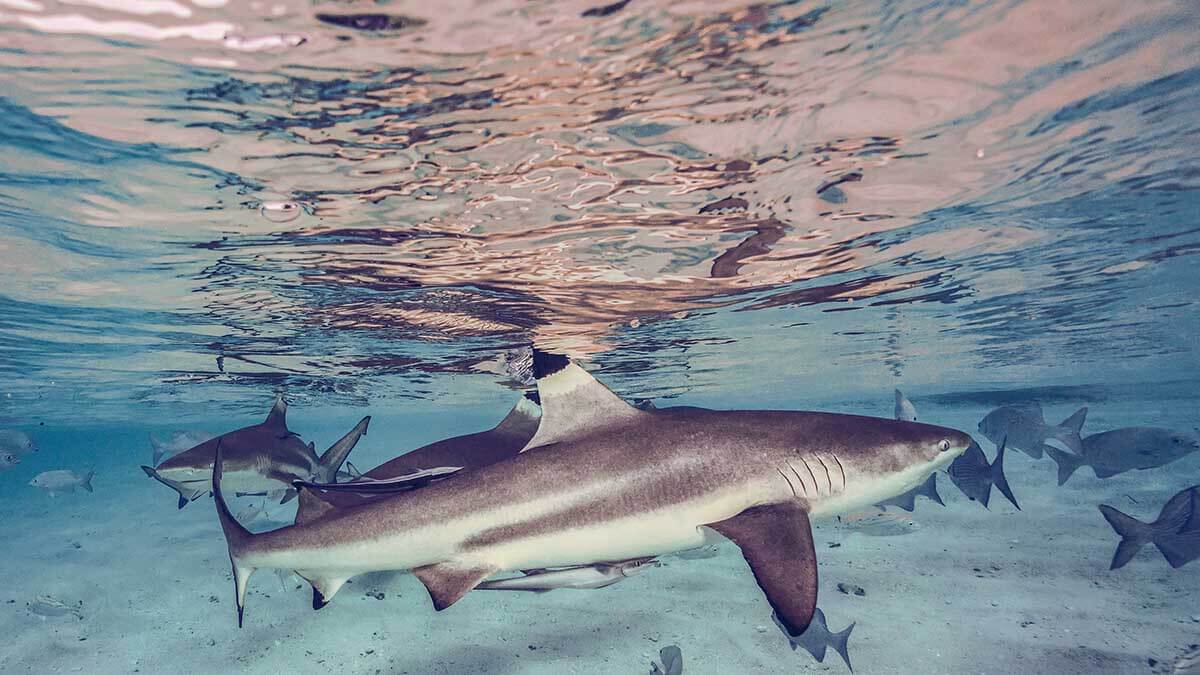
(521, 349, 643, 450)
(264, 395, 288, 429)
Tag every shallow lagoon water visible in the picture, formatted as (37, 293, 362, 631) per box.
(1, 0, 1198, 673)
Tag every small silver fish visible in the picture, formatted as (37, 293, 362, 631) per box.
(978, 403, 1086, 458)
(29, 470, 94, 496)
(0, 451, 20, 471)
(838, 509, 919, 536)
(0, 429, 37, 455)
(27, 595, 83, 620)
(1175, 645, 1200, 675)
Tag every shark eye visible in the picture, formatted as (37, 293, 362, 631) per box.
(938, 439, 951, 452)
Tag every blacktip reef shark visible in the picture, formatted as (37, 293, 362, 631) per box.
(292, 391, 541, 525)
(143, 396, 370, 509)
(211, 350, 975, 652)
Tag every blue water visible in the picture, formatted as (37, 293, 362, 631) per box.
(1, 0, 1198, 672)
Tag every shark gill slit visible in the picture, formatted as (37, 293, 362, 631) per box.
(776, 467, 798, 498)
(830, 453, 847, 491)
(785, 459, 808, 495)
(799, 457, 820, 496)
(815, 455, 833, 494)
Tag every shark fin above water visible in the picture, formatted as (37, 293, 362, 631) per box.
(521, 348, 644, 450)
(412, 561, 499, 611)
(708, 502, 817, 637)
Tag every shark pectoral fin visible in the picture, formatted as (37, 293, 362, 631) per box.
(279, 489, 298, 505)
(708, 502, 817, 638)
(412, 561, 498, 611)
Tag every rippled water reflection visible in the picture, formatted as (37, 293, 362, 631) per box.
(0, 0, 1197, 420)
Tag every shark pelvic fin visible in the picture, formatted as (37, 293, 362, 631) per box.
(708, 502, 818, 637)
(264, 395, 288, 430)
(522, 349, 643, 450)
(141, 465, 206, 509)
(314, 416, 371, 483)
(298, 572, 350, 609)
(212, 440, 257, 627)
(412, 561, 498, 611)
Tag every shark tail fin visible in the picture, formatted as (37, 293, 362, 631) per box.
(1098, 503, 1151, 570)
(989, 437, 1019, 510)
(918, 472, 943, 507)
(213, 440, 256, 627)
(80, 471, 94, 493)
(831, 619, 855, 672)
(1045, 446, 1085, 486)
(314, 416, 371, 484)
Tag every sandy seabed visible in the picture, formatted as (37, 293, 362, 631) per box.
(1, 400, 1196, 674)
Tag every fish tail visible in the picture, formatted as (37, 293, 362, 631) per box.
(81, 471, 94, 494)
(830, 619, 855, 671)
(1060, 406, 1088, 434)
(1047, 424, 1083, 455)
(1045, 446, 1084, 486)
(989, 437, 1019, 510)
(213, 439, 256, 627)
(1097, 504, 1152, 570)
(314, 416, 370, 483)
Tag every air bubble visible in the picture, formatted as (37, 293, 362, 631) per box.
(260, 201, 301, 223)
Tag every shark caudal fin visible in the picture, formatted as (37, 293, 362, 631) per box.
(1045, 446, 1085, 486)
(1098, 504, 1152, 570)
(313, 416, 371, 484)
(212, 440, 256, 627)
(989, 437, 1019, 510)
(522, 349, 643, 450)
(80, 471, 94, 494)
(1046, 408, 1086, 454)
(830, 618, 855, 672)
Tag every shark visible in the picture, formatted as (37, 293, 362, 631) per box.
(210, 351, 974, 649)
(293, 392, 540, 524)
(143, 396, 370, 509)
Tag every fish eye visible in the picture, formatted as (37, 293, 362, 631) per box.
(938, 439, 951, 452)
